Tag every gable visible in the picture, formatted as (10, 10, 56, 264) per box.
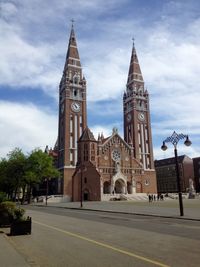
(101, 132, 132, 152)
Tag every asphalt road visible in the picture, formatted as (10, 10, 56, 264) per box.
(9, 206, 200, 267)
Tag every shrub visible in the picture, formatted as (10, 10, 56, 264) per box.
(0, 201, 16, 226)
(0, 201, 16, 215)
(0, 201, 27, 227)
(14, 207, 25, 221)
(0, 192, 8, 203)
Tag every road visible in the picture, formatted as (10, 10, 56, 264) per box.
(8, 206, 200, 267)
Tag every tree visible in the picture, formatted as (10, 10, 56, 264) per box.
(0, 148, 60, 204)
(25, 149, 60, 203)
(0, 148, 26, 201)
(0, 158, 11, 197)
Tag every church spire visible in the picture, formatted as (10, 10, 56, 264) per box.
(127, 39, 144, 87)
(60, 21, 82, 86)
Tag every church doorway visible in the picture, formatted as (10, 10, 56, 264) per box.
(115, 179, 125, 194)
(103, 181, 110, 194)
(83, 190, 89, 201)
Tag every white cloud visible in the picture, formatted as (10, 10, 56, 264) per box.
(0, 19, 62, 99)
(0, 101, 57, 158)
(0, 2, 18, 17)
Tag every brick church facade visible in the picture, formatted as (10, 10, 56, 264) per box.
(56, 24, 157, 201)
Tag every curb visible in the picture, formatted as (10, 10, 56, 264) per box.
(32, 204, 200, 222)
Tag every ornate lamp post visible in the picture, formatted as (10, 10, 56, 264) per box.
(45, 178, 49, 206)
(78, 164, 87, 208)
(161, 131, 191, 216)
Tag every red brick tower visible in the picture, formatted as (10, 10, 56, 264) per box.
(123, 40, 154, 170)
(58, 23, 87, 199)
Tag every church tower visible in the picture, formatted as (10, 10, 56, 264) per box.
(58, 23, 87, 198)
(123, 41, 154, 170)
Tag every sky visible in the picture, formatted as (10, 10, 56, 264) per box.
(0, 0, 200, 160)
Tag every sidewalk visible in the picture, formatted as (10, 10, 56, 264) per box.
(34, 198, 200, 221)
(0, 231, 30, 267)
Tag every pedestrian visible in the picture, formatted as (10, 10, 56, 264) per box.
(148, 194, 151, 202)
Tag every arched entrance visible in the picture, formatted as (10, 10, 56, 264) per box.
(83, 189, 89, 201)
(115, 179, 126, 194)
(103, 181, 110, 194)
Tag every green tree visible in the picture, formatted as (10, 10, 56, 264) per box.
(0, 148, 26, 201)
(25, 149, 60, 203)
(0, 158, 11, 197)
(0, 148, 60, 204)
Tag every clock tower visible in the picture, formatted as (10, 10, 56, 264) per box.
(58, 23, 87, 198)
(123, 41, 154, 170)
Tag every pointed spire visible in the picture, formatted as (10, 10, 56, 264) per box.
(127, 38, 144, 86)
(98, 133, 101, 141)
(60, 21, 82, 85)
(79, 126, 96, 142)
(65, 21, 81, 67)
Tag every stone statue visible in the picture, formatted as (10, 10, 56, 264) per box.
(188, 178, 195, 199)
(115, 162, 120, 173)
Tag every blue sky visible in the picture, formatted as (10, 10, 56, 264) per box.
(1, 0, 200, 160)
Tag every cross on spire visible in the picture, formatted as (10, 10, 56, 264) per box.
(132, 37, 135, 47)
(71, 18, 75, 28)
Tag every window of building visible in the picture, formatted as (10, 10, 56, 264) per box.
(91, 143, 95, 150)
(84, 144, 88, 149)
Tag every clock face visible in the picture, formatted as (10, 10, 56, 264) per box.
(138, 112, 145, 121)
(112, 150, 121, 162)
(71, 102, 80, 112)
(127, 113, 132, 122)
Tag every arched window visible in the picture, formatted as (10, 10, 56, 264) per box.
(103, 181, 110, 194)
(84, 144, 88, 149)
(73, 74, 80, 84)
(84, 143, 88, 161)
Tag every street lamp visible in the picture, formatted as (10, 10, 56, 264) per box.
(78, 164, 87, 208)
(45, 178, 49, 206)
(161, 131, 191, 216)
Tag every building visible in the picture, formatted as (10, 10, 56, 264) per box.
(155, 155, 194, 194)
(192, 157, 200, 192)
(56, 24, 157, 201)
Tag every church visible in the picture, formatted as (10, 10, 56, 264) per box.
(55, 24, 157, 202)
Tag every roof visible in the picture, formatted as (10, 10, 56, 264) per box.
(79, 127, 96, 142)
(127, 42, 144, 85)
(154, 155, 191, 167)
